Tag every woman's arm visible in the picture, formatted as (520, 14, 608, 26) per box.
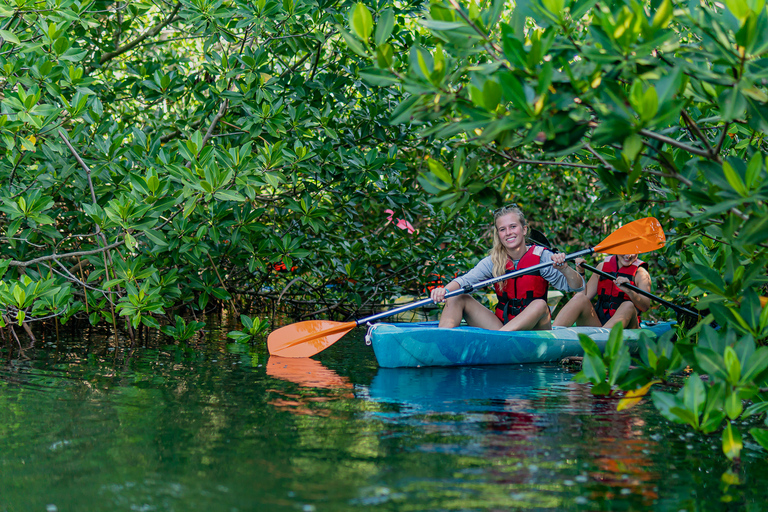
(430, 257, 493, 303)
(579, 259, 601, 300)
(616, 267, 652, 312)
(549, 252, 585, 291)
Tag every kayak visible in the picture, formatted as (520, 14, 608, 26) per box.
(365, 321, 675, 368)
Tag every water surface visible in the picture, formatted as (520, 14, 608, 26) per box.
(1, 326, 767, 511)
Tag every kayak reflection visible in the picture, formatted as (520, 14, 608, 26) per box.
(362, 364, 571, 415)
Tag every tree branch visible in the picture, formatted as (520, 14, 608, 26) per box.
(7, 241, 125, 268)
(96, 1, 182, 66)
(639, 129, 712, 158)
(487, 146, 600, 170)
(445, 0, 503, 59)
(681, 110, 713, 153)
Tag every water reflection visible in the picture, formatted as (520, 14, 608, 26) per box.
(357, 365, 666, 509)
(266, 356, 354, 416)
(0, 327, 766, 512)
(266, 356, 353, 390)
(364, 365, 564, 413)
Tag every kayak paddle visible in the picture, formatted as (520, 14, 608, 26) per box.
(578, 262, 699, 319)
(268, 217, 666, 357)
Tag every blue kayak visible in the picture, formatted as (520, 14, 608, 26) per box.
(365, 321, 675, 368)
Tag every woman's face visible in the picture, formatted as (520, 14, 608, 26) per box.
(617, 254, 638, 267)
(496, 212, 527, 252)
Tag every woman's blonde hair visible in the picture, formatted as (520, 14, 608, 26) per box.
(490, 205, 528, 278)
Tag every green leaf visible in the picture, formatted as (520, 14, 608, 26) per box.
(668, 406, 698, 427)
(701, 411, 726, 434)
(725, 389, 744, 420)
(608, 345, 631, 386)
(652, 0, 673, 29)
(483, 80, 502, 111)
(652, 390, 680, 422)
(340, 28, 368, 57)
(0, 29, 20, 45)
(125, 232, 137, 251)
(582, 353, 607, 385)
(591, 381, 612, 395)
(577, 336, 603, 360)
(541, 0, 565, 16)
(722, 421, 743, 460)
(742, 401, 768, 418)
(623, 133, 643, 161)
(749, 428, 768, 451)
(375, 8, 395, 46)
(143, 229, 168, 247)
(214, 190, 247, 202)
(427, 159, 453, 185)
(375, 44, 394, 69)
(682, 373, 706, 422)
(722, 160, 748, 197)
(745, 151, 763, 190)
(725, 0, 750, 20)
(350, 3, 374, 41)
(640, 87, 659, 123)
(724, 346, 742, 384)
(606, 322, 624, 360)
(360, 67, 398, 86)
(694, 347, 729, 381)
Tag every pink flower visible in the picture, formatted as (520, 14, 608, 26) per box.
(385, 209, 416, 234)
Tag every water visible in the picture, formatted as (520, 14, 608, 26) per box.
(1, 327, 767, 511)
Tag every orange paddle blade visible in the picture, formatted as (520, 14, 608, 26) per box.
(268, 320, 356, 357)
(593, 217, 665, 255)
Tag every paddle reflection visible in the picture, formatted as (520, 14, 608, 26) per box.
(266, 357, 353, 416)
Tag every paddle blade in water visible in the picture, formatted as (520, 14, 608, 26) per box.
(593, 217, 666, 255)
(268, 320, 356, 357)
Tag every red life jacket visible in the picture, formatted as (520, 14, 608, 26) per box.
(595, 256, 647, 324)
(494, 245, 549, 323)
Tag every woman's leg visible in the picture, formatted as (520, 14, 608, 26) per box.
(499, 299, 551, 331)
(552, 294, 602, 327)
(603, 301, 640, 329)
(438, 295, 503, 329)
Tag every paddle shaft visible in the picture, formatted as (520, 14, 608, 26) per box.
(355, 248, 595, 325)
(579, 263, 699, 318)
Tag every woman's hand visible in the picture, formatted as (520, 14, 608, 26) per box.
(615, 276, 632, 290)
(431, 286, 447, 303)
(552, 252, 567, 272)
(574, 257, 586, 274)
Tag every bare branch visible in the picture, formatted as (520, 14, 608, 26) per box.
(8, 241, 125, 268)
(639, 129, 712, 158)
(488, 146, 600, 170)
(585, 144, 612, 169)
(96, 1, 182, 66)
(200, 99, 229, 151)
(681, 110, 714, 153)
(713, 122, 732, 157)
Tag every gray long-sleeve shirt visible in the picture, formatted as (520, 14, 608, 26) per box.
(453, 249, 585, 293)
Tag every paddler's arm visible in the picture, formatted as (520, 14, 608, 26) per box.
(576, 258, 600, 300)
(616, 267, 652, 312)
(430, 280, 461, 303)
(430, 257, 493, 303)
(549, 252, 585, 291)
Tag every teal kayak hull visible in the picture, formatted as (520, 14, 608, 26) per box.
(366, 321, 675, 368)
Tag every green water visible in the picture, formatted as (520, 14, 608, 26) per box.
(1, 326, 767, 511)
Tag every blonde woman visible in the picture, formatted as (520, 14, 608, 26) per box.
(430, 206, 585, 331)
